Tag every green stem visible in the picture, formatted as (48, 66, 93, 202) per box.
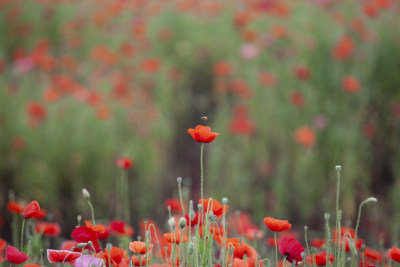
(177, 179, 185, 217)
(20, 218, 26, 251)
(274, 232, 278, 267)
(304, 226, 311, 260)
(335, 167, 341, 260)
(122, 170, 131, 226)
(87, 200, 96, 225)
(200, 143, 204, 206)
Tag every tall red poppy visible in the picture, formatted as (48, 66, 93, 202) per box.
(278, 236, 304, 263)
(188, 125, 220, 143)
(21, 200, 40, 219)
(47, 249, 81, 264)
(129, 241, 154, 255)
(264, 217, 291, 232)
(199, 199, 228, 219)
(6, 245, 29, 264)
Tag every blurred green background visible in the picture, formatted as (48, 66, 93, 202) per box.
(1, 0, 400, 240)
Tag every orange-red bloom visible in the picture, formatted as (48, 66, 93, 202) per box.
(294, 127, 316, 148)
(387, 246, 400, 262)
(7, 202, 25, 214)
(264, 217, 291, 232)
(307, 252, 334, 266)
(163, 232, 188, 244)
(129, 241, 154, 255)
(188, 126, 220, 143)
(198, 199, 228, 219)
(342, 75, 361, 93)
(21, 201, 40, 219)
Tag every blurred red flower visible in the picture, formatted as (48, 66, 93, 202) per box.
(164, 198, 187, 213)
(278, 236, 304, 263)
(294, 127, 316, 148)
(387, 246, 400, 262)
(342, 75, 361, 93)
(307, 252, 334, 266)
(7, 202, 25, 214)
(6, 246, 29, 264)
(213, 61, 232, 77)
(0, 239, 6, 262)
(115, 158, 133, 169)
(292, 65, 311, 81)
(110, 219, 134, 236)
(264, 217, 292, 232)
(21, 200, 40, 219)
(289, 92, 305, 107)
(199, 198, 228, 219)
(129, 241, 154, 255)
(35, 222, 61, 237)
(188, 125, 220, 143)
(333, 36, 354, 60)
(163, 232, 188, 244)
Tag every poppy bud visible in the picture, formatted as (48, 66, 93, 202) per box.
(177, 177, 182, 183)
(304, 226, 308, 231)
(188, 242, 194, 255)
(324, 213, 330, 221)
(76, 242, 88, 249)
(198, 204, 203, 211)
(362, 197, 377, 205)
(179, 217, 187, 229)
(168, 217, 175, 228)
(335, 165, 342, 172)
(82, 189, 90, 200)
(222, 198, 228, 205)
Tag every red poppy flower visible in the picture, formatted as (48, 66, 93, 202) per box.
(364, 247, 383, 263)
(129, 241, 154, 255)
(342, 75, 361, 93)
(232, 241, 258, 262)
(110, 220, 134, 236)
(278, 236, 304, 263)
(6, 245, 29, 264)
(387, 246, 400, 262)
(164, 198, 187, 213)
(198, 199, 228, 219)
(310, 238, 326, 249)
(115, 158, 133, 169)
(0, 239, 7, 262)
(31, 209, 47, 219)
(140, 58, 162, 73)
(96, 247, 129, 267)
(7, 202, 25, 214)
(188, 125, 220, 143)
(163, 232, 188, 244)
(307, 252, 334, 266)
(60, 241, 79, 252)
(292, 65, 311, 81)
(332, 36, 354, 60)
(35, 222, 61, 237)
(266, 237, 279, 247)
(264, 217, 291, 232)
(71, 226, 101, 252)
(131, 255, 150, 266)
(21, 200, 40, 219)
(85, 220, 110, 240)
(47, 249, 81, 264)
(294, 127, 316, 148)
(289, 92, 305, 107)
(213, 61, 232, 77)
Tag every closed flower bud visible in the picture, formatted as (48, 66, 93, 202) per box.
(325, 212, 330, 221)
(76, 242, 89, 249)
(177, 177, 182, 183)
(188, 242, 194, 255)
(82, 189, 90, 200)
(168, 217, 175, 227)
(179, 217, 187, 229)
(335, 165, 342, 172)
(222, 197, 228, 205)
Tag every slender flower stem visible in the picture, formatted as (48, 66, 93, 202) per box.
(200, 143, 204, 205)
(274, 232, 278, 267)
(87, 200, 96, 225)
(20, 218, 26, 251)
(335, 166, 341, 260)
(304, 226, 311, 259)
(177, 178, 185, 216)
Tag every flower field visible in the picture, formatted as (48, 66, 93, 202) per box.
(1, 0, 400, 266)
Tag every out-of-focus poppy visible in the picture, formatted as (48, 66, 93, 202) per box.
(199, 199, 228, 219)
(188, 126, 220, 143)
(6, 246, 29, 264)
(307, 252, 334, 266)
(213, 61, 232, 77)
(11, 136, 26, 151)
(0, 239, 6, 262)
(264, 217, 291, 232)
(60, 241, 79, 252)
(289, 92, 305, 107)
(129, 241, 154, 255)
(259, 71, 277, 87)
(35, 222, 61, 237)
(310, 238, 326, 249)
(364, 247, 383, 263)
(278, 236, 304, 263)
(85, 220, 109, 240)
(164, 198, 186, 213)
(294, 127, 316, 148)
(140, 58, 162, 73)
(131, 255, 150, 266)
(387, 246, 400, 262)
(7, 202, 25, 214)
(32, 209, 46, 220)
(292, 65, 311, 81)
(96, 247, 129, 267)
(163, 232, 188, 244)
(21, 201, 40, 219)
(332, 36, 354, 60)
(363, 124, 377, 139)
(115, 158, 133, 169)
(109, 220, 134, 236)
(342, 75, 361, 93)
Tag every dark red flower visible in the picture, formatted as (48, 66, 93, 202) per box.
(21, 200, 40, 219)
(71, 226, 101, 252)
(35, 222, 61, 237)
(6, 245, 29, 264)
(188, 125, 220, 143)
(47, 249, 81, 264)
(7, 202, 25, 214)
(31, 209, 47, 219)
(278, 236, 304, 263)
(115, 158, 133, 169)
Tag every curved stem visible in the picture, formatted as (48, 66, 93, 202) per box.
(20, 218, 26, 251)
